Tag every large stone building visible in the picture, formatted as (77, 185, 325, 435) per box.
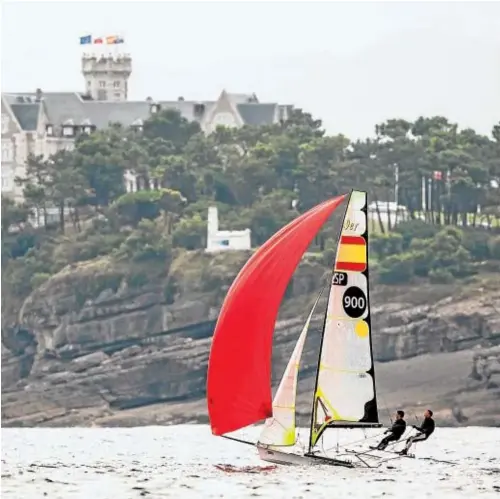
(1, 51, 294, 203)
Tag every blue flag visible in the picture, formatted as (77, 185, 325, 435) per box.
(80, 35, 92, 45)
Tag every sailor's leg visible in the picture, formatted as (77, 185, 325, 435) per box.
(377, 436, 391, 450)
(402, 434, 426, 454)
(377, 434, 397, 450)
(401, 436, 415, 454)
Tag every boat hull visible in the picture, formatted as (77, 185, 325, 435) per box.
(257, 445, 354, 468)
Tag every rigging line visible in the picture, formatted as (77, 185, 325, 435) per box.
(331, 425, 414, 455)
(222, 435, 255, 447)
(408, 408, 420, 424)
(349, 427, 416, 456)
(379, 394, 393, 424)
(322, 430, 387, 454)
(296, 429, 306, 453)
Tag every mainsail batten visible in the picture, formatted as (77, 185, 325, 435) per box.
(309, 190, 380, 450)
(207, 195, 347, 437)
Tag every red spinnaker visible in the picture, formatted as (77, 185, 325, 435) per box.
(206, 195, 347, 436)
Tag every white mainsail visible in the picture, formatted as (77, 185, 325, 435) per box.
(310, 190, 379, 448)
(258, 294, 322, 447)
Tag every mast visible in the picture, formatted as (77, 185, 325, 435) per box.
(307, 190, 381, 454)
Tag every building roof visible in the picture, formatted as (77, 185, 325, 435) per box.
(2, 91, 292, 131)
(10, 103, 40, 130)
(237, 103, 277, 126)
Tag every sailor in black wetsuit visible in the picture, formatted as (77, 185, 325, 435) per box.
(371, 410, 406, 450)
(400, 409, 435, 455)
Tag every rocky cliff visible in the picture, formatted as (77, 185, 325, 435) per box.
(2, 250, 500, 427)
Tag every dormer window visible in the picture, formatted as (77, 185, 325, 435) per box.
(46, 124, 54, 136)
(61, 119, 76, 137)
(80, 119, 95, 135)
(150, 102, 160, 114)
(62, 125, 74, 137)
(131, 118, 144, 133)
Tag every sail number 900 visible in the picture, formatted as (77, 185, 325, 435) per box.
(342, 286, 367, 318)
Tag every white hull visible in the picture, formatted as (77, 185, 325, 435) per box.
(257, 445, 354, 468)
(257, 446, 312, 466)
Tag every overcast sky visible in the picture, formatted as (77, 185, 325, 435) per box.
(2, 1, 499, 139)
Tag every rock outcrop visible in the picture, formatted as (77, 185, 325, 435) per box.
(2, 252, 499, 427)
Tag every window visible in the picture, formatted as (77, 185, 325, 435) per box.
(1, 175, 12, 191)
(62, 126, 74, 137)
(97, 89, 107, 101)
(1, 114, 9, 134)
(1, 141, 13, 162)
(1, 165, 13, 191)
(113, 80, 121, 88)
(114, 92, 121, 100)
(99, 81, 106, 88)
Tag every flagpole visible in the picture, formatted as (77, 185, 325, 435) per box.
(394, 163, 399, 205)
(421, 175, 426, 212)
(428, 178, 432, 213)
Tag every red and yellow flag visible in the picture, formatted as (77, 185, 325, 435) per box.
(335, 235, 367, 272)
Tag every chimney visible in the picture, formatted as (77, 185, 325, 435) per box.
(35, 88, 43, 102)
(194, 103, 205, 119)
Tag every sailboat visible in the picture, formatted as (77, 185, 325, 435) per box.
(207, 190, 382, 468)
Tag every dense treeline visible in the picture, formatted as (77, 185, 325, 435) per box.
(2, 109, 500, 302)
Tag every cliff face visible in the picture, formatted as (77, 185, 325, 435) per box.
(2, 251, 499, 427)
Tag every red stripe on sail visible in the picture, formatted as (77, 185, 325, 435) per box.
(340, 235, 365, 245)
(207, 194, 347, 436)
(336, 261, 366, 272)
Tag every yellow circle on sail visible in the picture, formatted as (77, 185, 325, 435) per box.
(354, 320, 369, 338)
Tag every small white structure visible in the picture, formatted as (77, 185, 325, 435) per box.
(206, 206, 251, 253)
(368, 201, 410, 226)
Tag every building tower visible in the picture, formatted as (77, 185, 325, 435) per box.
(81, 53, 132, 101)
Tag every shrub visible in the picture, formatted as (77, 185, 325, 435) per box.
(112, 188, 185, 226)
(378, 254, 414, 284)
(429, 268, 455, 284)
(462, 230, 492, 261)
(488, 236, 500, 260)
(172, 214, 206, 250)
(30, 272, 51, 290)
(395, 220, 440, 249)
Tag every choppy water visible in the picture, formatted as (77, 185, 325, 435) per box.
(2, 426, 499, 498)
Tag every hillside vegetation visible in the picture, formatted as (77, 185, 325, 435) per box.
(2, 110, 500, 317)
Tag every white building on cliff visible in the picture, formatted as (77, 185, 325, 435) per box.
(205, 206, 251, 253)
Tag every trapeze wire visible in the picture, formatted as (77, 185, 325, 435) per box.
(321, 429, 387, 454)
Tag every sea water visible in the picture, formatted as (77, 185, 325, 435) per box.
(2, 426, 499, 498)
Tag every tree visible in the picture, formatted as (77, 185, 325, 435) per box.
(45, 150, 89, 233)
(5, 106, 499, 305)
(16, 154, 50, 227)
(1, 197, 31, 237)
